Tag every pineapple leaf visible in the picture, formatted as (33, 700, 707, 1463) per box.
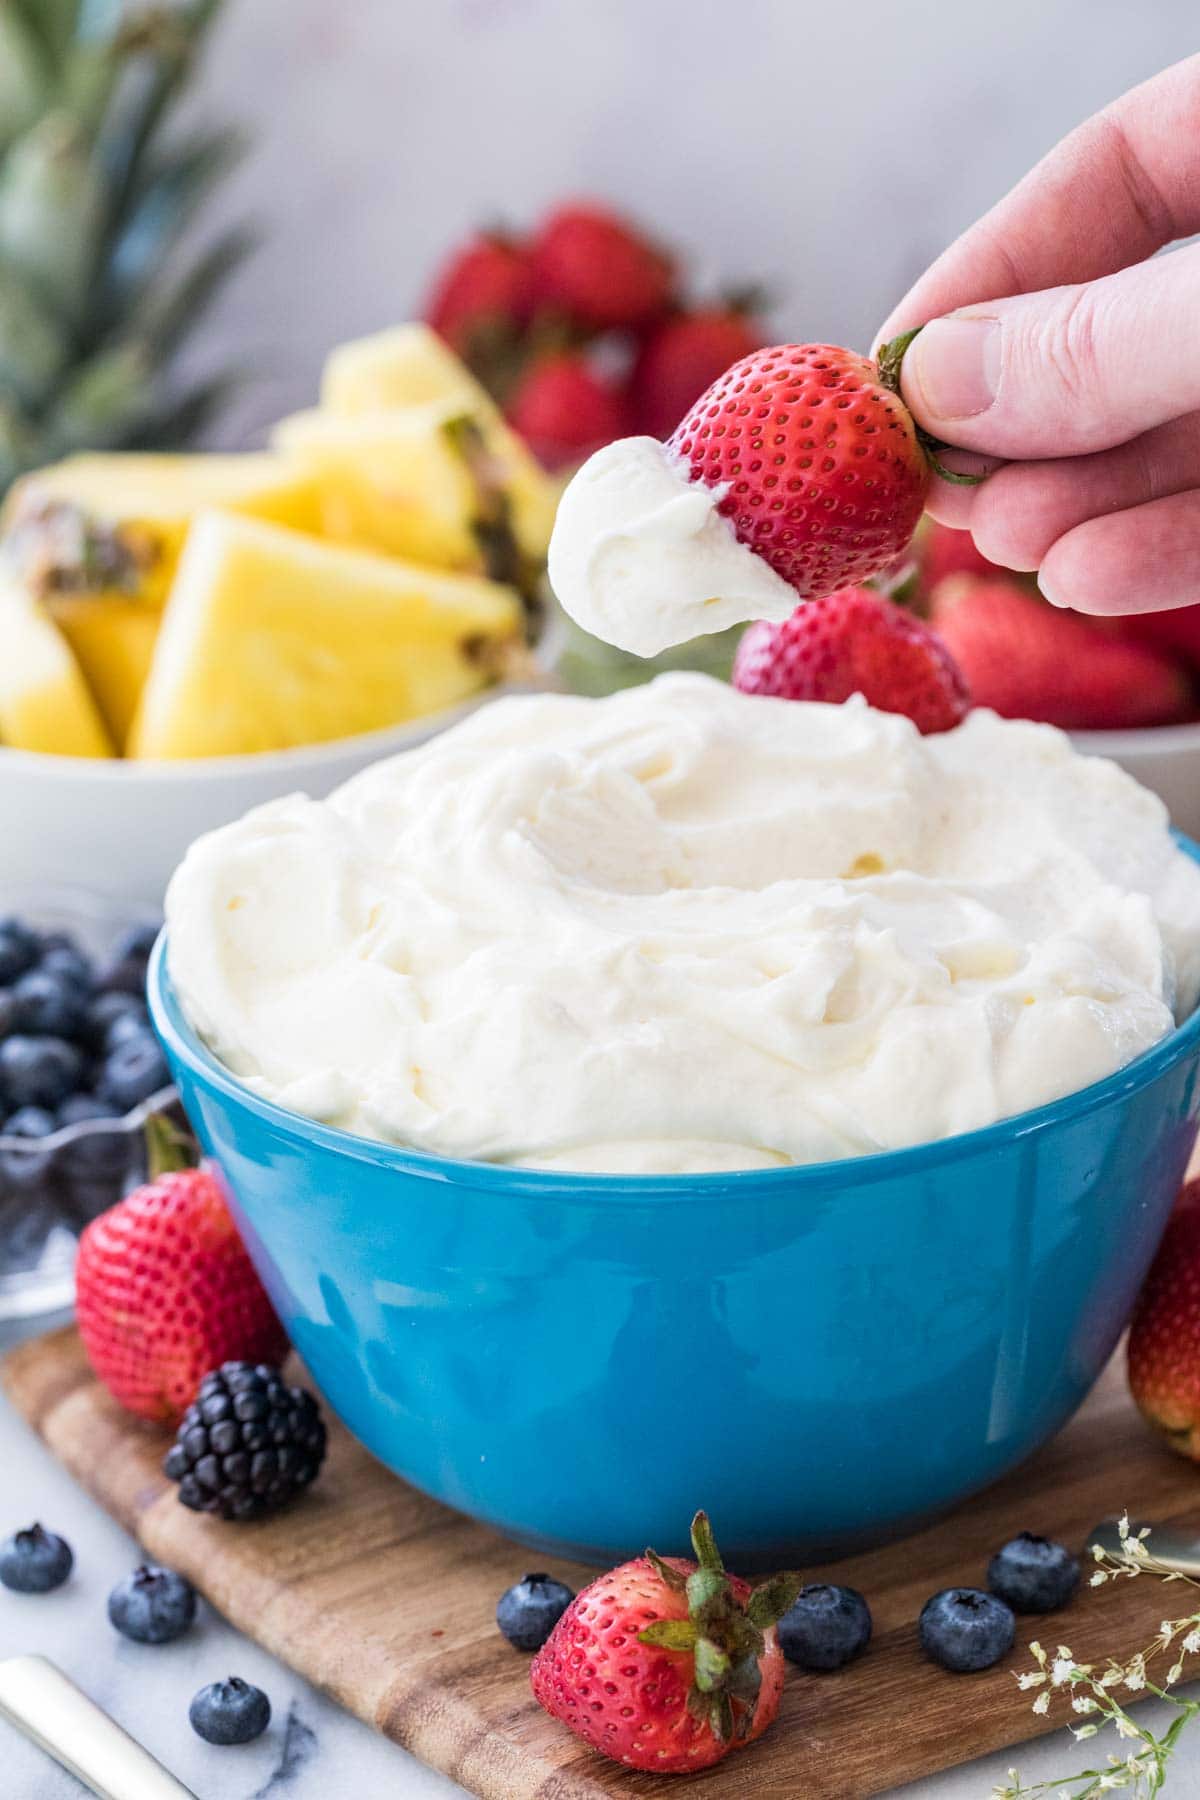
(7, 0, 81, 71)
(99, 127, 248, 327)
(0, 262, 69, 402)
(133, 369, 243, 449)
(135, 222, 257, 357)
(46, 341, 151, 453)
(100, 0, 228, 225)
(0, 7, 50, 151)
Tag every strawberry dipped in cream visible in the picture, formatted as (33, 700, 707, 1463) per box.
(549, 339, 936, 657)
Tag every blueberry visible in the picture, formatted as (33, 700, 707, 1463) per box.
(99, 923, 160, 999)
(39, 945, 94, 992)
(97, 1034, 170, 1112)
(777, 1583, 873, 1671)
(0, 920, 38, 985)
(4, 1105, 57, 1137)
(34, 929, 76, 955)
(0, 1520, 71, 1593)
(0, 1523, 73, 1593)
(82, 990, 145, 1052)
(988, 1533, 1080, 1614)
(919, 1588, 1015, 1672)
(0, 1036, 84, 1109)
(12, 970, 87, 1038)
(0, 1103, 58, 1187)
(57, 1094, 126, 1181)
(106, 1009, 151, 1053)
(189, 1676, 271, 1746)
(496, 1572, 575, 1651)
(108, 1564, 197, 1643)
(56, 1094, 110, 1126)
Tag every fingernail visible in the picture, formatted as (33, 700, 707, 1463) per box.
(1038, 572, 1069, 609)
(906, 315, 1001, 422)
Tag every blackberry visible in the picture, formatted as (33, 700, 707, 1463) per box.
(163, 1363, 327, 1522)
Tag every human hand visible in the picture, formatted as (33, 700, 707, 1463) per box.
(875, 54, 1200, 616)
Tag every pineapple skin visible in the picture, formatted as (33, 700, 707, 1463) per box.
(0, 572, 113, 757)
(128, 509, 523, 760)
(4, 452, 325, 607)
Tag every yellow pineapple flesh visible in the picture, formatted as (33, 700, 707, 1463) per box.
(0, 572, 113, 757)
(321, 323, 488, 414)
(128, 509, 523, 760)
(2, 453, 324, 744)
(272, 399, 557, 584)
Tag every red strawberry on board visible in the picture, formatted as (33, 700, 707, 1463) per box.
(531, 1511, 798, 1774)
(425, 232, 534, 360)
(506, 351, 629, 471)
(931, 574, 1193, 732)
(733, 586, 971, 736)
(631, 305, 765, 440)
(530, 202, 676, 330)
(1128, 1179, 1200, 1459)
(75, 1116, 288, 1424)
(667, 337, 948, 601)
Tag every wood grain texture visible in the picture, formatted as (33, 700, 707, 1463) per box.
(5, 1326, 1200, 1799)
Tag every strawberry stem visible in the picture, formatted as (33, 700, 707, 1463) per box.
(876, 327, 988, 487)
(637, 1512, 802, 1744)
(143, 1112, 196, 1180)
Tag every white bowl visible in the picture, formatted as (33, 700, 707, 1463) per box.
(1072, 720, 1200, 839)
(0, 677, 552, 906)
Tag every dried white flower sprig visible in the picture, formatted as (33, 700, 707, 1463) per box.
(995, 1515, 1200, 1799)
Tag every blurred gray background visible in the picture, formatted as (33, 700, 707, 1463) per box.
(189, 0, 1200, 440)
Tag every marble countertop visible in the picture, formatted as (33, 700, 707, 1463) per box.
(2, 1344, 1197, 1800)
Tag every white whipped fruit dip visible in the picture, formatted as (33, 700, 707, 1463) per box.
(548, 436, 800, 657)
(167, 674, 1200, 1174)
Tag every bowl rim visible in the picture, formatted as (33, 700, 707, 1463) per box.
(147, 835, 1200, 1203)
(0, 687, 499, 785)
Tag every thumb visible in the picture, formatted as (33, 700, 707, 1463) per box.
(898, 241, 1200, 460)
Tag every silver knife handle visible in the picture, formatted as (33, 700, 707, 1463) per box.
(0, 1655, 198, 1799)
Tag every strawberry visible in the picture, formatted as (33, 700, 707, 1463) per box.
(1128, 1179, 1200, 1459)
(506, 351, 629, 470)
(733, 587, 971, 735)
(1117, 603, 1200, 672)
(918, 519, 1002, 592)
(75, 1117, 287, 1424)
(667, 338, 937, 600)
(425, 231, 533, 360)
(530, 202, 675, 330)
(931, 574, 1194, 731)
(530, 1511, 797, 1774)
(631, 305, 765, 439)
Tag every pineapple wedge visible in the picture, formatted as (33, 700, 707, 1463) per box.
(2, 453, 323, 745)
(321, 323, 488, 414)
(273, 400, 557, 582)
(128, 510, 523, 760)
(0, 572, 113, 757)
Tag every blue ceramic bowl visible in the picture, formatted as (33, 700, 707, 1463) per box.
(148, 908, 1200, 1568)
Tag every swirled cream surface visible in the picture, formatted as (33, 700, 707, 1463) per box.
(166, 674, 1200, 1173)
(548, 436, 799, 657)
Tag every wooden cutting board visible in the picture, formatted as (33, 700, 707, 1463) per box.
(6, 1326, 1200, 1800)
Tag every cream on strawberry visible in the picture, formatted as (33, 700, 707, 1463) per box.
(549, 435, 799, 656)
